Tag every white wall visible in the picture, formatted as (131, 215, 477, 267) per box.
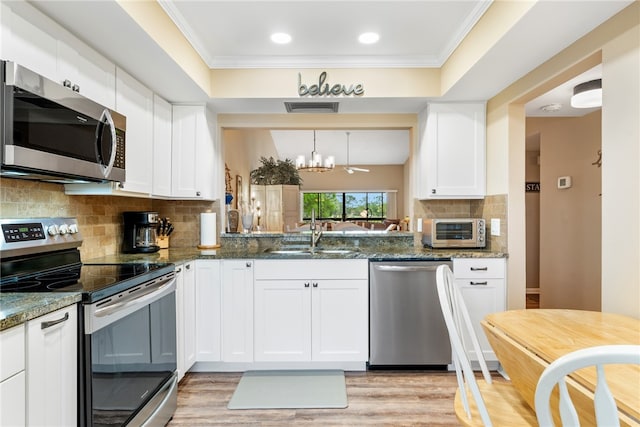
(601, 22, 640, 317)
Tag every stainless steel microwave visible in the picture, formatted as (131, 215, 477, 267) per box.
(422, 218, 486, 248)
(0, 60, 126, 183)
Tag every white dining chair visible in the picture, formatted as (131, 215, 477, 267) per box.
(436, 264, 537, 427)
(534, 344, 640, 427)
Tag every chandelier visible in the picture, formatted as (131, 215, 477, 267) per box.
(295, 130, 335, 172)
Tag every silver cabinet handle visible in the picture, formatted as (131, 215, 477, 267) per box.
(186, 264, 191, 270)
(176, 267, 182, 273)
(304, 282, 310, 288)
(72, 84, 80, 92)
(41, 312, 69, 329)
(470, 267, 488, 271)
(470, 281, 488, 286)
(196, 191, 201, 197)
(313, 282, 318, 288)
(246, 262, 252, 268)
(63, 79, 72, 88)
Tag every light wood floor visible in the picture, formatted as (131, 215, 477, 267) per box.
(168, 370, 462, 426)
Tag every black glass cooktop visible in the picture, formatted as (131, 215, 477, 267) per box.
(0, 249, 174, 303)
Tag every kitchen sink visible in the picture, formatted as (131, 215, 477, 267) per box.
(263, 247, 357, 255)
(264, 248, 313, 255)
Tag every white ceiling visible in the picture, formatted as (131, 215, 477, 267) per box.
(157, 0, 490, 69)
(28, 0, 630, 164)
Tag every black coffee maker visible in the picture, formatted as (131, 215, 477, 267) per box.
(122, 211, 160, 253)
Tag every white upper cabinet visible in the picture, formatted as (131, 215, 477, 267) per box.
(171, 105, 219, 200)
(1, 1, 115, 108)
(55, 34, 116, 109)
(152, 95, 173, 198)
(114, 67, 154, 195)
(416, 102, 486, 199)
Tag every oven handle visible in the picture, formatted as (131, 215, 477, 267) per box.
(374, 265, 439, 272)
(94, 278, 174, 318)
(140, 373, 178, 427)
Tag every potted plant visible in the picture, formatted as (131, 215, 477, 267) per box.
(250, 157, 302, 186)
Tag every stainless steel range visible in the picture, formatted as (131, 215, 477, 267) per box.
(0, 217, 178, 427)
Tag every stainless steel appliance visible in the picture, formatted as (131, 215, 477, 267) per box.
(369, 260, 452, 367)
(0, 217, 177, 427)
(122, 211, 160, 254)
(422, 218, 486, 249)
(0, 60, 126, 183)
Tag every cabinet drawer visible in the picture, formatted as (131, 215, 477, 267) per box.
(254, 259, 368, 280)
(453, 258, 505, 279)
(0, 324, 24, 381)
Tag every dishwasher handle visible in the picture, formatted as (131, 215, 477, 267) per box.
(373, 265, 440, 272)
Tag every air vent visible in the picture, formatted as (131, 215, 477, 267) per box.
(284, 101, 339, 113)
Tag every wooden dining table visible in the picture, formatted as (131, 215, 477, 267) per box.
(482, 309, 640, 427)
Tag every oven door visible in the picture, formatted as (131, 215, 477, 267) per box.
(81, 275, 177, 427)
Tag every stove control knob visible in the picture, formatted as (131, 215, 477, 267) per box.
(47, 225, 59, 236)
(68, 224, 79, 234)
(59, 224, 69, 235)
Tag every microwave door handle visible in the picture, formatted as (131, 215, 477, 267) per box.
(97, 109, 117, 178)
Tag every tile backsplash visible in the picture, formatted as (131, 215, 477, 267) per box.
(0, 178, 217, 260)
(414, 194, 507, 252)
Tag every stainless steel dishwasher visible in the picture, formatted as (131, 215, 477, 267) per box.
(369, 260, 452, 367)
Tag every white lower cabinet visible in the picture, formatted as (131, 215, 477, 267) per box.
(453, 258, 506, 363)
(0, 324, 25, 427)
(253, 259, 368, 363)
(195, 260, 222, 362)
(26, 305, 77, 427)
(221, 260, 254, 362)
(175, 261, 196, 381)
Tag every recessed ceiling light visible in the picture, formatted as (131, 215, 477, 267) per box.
(540, 103, 563, 112)
(358, 32, 379, 44)
(270, 32, 292, 44)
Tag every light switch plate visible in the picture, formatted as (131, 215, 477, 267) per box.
(491, 218, 501, 236)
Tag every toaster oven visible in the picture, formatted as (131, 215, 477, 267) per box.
(422, 218, 486, 248)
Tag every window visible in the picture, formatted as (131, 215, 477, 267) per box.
(302, 192, 388, 221)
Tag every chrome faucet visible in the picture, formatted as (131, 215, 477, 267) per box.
(310, 208, 323, 250)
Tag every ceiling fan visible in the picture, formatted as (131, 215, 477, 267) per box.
(344, 132, 370, 174)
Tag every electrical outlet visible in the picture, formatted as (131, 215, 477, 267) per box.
(491, 218, 501, 236)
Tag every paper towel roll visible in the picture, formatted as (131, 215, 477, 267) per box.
(200, 212, 217, 247)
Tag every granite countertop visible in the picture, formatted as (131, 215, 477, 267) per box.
(2, 243, 505, 331)
(83, 245, 506, 264)
(0, 292, 81, 331)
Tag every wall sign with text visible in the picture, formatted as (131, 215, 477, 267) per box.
(526, 182, 540, 192)
(298, 71, 364, 97)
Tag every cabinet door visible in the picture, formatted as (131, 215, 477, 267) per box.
(265, 185, 283, 232)
(26, 306, 77, 427)
(421, 103, 486, 198)
(221, 260, 254, 362)
(182, 262, 197, 370)
(172, 105, 217, 199)
(0, 371, 25, 427)
(153, 95, 173, 197)
(56, 37, 116, 109)
(1, 3, 57, 82)
(311, 279, 368, 362)
(254, 280, 312, 362)
(195, 260, 222, 362)
(454, 278, 504, 362)
(175, 263, 185, 381)
(0, 324, 25, 427)
(171, 105, 199, 198)
(115, 67, 153, 195)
